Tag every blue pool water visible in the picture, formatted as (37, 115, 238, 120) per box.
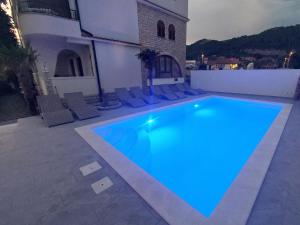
(93, 97, 282, 217)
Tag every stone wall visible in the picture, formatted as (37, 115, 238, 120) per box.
(137, 3, 187, 85)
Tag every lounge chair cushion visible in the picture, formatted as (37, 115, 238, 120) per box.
(142, 95, 160, 104)
(64, 92, 100, 120)
(130, 87, 160, 105)
(37, 95, 74, 127)
(125, 98, 147, 108)
(176, 83, 205, 95)
(115, 88, 147, 108)
(64, 92, 87, 108)
(70, 105, 100, 120)
(37, 95, 65, 112)
(160, 85, 186, 99)
(183, 83, 206, 94)
(175, 84, 198, 95)
(174, 91, 187, 99)
(153, 86, 178, 101)
(41, 110, 74, 127)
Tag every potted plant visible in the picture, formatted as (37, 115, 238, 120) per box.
(137, 48, 159, 95)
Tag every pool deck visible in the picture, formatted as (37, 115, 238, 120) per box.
(0, 94, 299, 225)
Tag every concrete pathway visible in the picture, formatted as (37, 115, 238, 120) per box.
(247, 99, 300, 225)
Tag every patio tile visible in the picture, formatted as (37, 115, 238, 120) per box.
(156, 220, 170, 225)
(95, 195, 161, 225)
(37, 207, 100, 225)
(283, 211, 300, 225)
(247, 209, 285, 225)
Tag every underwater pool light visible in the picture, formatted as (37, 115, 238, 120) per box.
(194, 104, 200, 108)
(147, 118, 155, 124)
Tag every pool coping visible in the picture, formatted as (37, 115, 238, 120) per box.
(75, 95, 293, 225)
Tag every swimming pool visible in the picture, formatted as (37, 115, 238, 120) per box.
(93, 97, 282, 216)
(77, 96, 291, 225)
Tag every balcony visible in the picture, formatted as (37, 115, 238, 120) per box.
(17, 0, 81, 38)
(18, 0, 79, 20)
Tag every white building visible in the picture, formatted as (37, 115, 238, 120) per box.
(11, 0, 189, 97)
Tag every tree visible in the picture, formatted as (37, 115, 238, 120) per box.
(290, 53, 300, 69)
(0, 44, 39, 113)
(0, 0, 17, 48)
(137, 48, 159, 95)
(0, 0, 39, 113)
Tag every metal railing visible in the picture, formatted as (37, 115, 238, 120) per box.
(18, 0, 79, 20)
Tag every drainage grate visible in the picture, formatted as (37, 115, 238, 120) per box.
(79, 161, 102, 176)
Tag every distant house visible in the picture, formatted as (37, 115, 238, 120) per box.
(256, 57, 279, 69)
(206, 57, 239, 70)
(186, 60, 197, 70)
(10, 0, 189, 97)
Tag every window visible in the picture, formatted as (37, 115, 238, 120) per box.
(76, 57, 84, 77)
(155, 55, 182, 78)
(157, 20, 165, 38)
(55, 49, 84, 77)
(69, 59, 76, 77)
(169, 24, 175, 40)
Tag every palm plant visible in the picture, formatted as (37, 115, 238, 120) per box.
(0, 0, 18, 48)
(0, 44, 39, 113)
(137, 48, 159, 95)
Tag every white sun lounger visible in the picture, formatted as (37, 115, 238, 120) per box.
(175, 83, 206, 95)
(115, 88, 147, 108)
(130, 87, 160, 105)
(160, 84, 186, 99)
(152, 85, 178, 101)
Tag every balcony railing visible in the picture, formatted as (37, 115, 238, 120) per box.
(18, 0, 79, 20)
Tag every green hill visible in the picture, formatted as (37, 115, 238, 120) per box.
(187, 24, 300, 60)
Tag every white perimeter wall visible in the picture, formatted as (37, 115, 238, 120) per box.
(95, 42, 142, 92)
(191, 70, 300, 98)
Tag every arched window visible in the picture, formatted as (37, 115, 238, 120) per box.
(55, 49, 84, 77)
(168, 24, 175, 40)
(157, 20, 165, 38)
(155, 55, 182, 78)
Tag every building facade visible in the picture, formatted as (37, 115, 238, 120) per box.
(11, 0, 188, 97)
(137, 1, 188, 86)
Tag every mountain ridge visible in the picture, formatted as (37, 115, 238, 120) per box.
(187, 24, 300, 60)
